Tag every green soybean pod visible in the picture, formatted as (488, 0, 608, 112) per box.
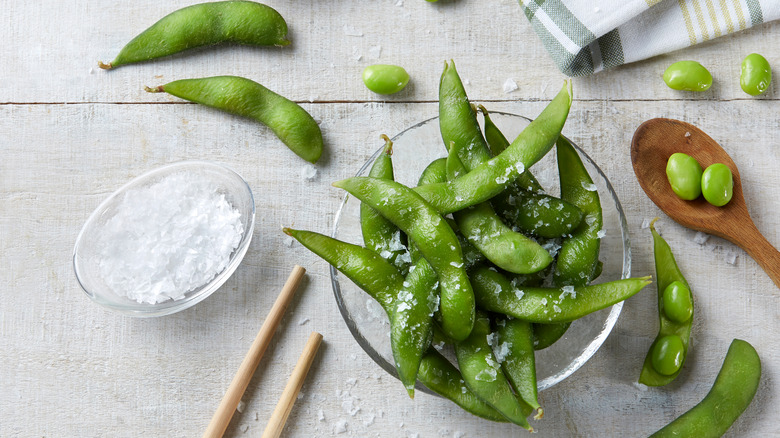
(146, 76, 323, 163)
(99, 1, 290, 69)
(362, 64, 410, 95)
(666, 152, 703, 200)
(650, 339, 761, 438)
(454, 313, 533, 430)
(333, 177, 475, 341)
(639, 218, 694, 386)
(417, 349, 508, 423)
(471, 265, 651, 323)
(360, 135, 411, 273)
(663, 61, 713, 92)
(494, 316, 543, 419)
(740, 53, 772, 96)
(701, 163, 734, 207)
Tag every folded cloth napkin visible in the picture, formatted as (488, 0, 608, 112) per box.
(519, 0, 780, 76)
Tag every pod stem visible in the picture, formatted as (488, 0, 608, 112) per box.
(379, 134, 394, 155)
(144, 85, 165, 93)
(97, 61, 113, 70)
(534, 407, 544, 420)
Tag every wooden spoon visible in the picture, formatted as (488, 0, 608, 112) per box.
(631, 118, 780, 289)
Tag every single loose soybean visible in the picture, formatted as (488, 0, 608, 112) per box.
(652, 335, 685, 376)
(663, 281, 693, 323)
(362, 64, 410, 95)
(701, 163, 733, 207)
(666, 153, 702, 200)
(740, 53, 772, 96)
(663, 61, 713, 92)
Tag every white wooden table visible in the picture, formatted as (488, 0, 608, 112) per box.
(2, 1, 778, 436)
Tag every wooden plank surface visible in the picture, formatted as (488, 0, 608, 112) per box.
(1, 1, 779, 437)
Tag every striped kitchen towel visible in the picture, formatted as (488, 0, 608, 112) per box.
(519, 0, 780, 76)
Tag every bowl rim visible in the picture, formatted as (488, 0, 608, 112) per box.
(72, 160, 256, 317)
(330, 111, 632, 394)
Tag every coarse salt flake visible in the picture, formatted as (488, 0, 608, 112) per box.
(96, 172, 244, 304)
(503, 78, 519, 93)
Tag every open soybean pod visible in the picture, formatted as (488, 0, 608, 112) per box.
(146, 76, 323, 163)
(99, 1, 290, 69)
(639, 218, 694, 386)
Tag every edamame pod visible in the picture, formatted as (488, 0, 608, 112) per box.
(494, 316, 543, 419)
(479, 105, 543, 192)
(650, 339, 761, 437)
(360, 136, 411, 273)
(417, 349, 508, 423)
(639, 218, 694, 386)
(454, 313, 533, 430)
(413, 81, 572, 215)
(332, 177, 475, 341)
(146, 76, 323, 163)
(99, 1, 290, 69)
(446, 138, 552, 274)
(283, 228, 401, 310)
(471, 265, 651, 323)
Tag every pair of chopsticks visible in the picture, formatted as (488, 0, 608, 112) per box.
(202, 265, 322, 438)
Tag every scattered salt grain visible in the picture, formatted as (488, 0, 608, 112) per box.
(597, 229, 606, 239)
(343, 25, 363, 36)
(95, 171, 244, 304)
(594, 6, 600, 12)
(318, 409, 325, 422)
(301, 164, 318, 181)
(237, 400, 246, 413)
(240, 424, 249, 433)
(725, 249, 738, 265)
(334, 419, 348, 434)
(493, 341, 512, 363)
(684, 131, 691, 138)
(641, 218, 652, 229)
(463, 78, 471, 85)
(633, 382, 649, 391)
(503, 78, 518, 93)
(395, 0, 403, 5)
(581, 181, 598, 191)
(368, 45, 382, 59)
(693, 231, 710, 245)
(474, 367, 497, 382)
(298, 317, 310, 326)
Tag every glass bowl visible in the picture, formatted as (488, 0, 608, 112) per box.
(73, 160, 256, 317)
(331, 112, 631, 395)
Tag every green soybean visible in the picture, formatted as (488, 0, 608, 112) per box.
(651, 335, 685, 376)
(740, 53, 772, 96)
(362, 64, 410, 95)
(650, 339, 761, 437)
(663, 61, 713, 92)
(639, 218, 694, 386)
(146, 76, 323, 163)
(666, 152, 703, 200)
(99, 1, 290, 69)
(663, 281, 693, 323)
(701, 163, 733, 207)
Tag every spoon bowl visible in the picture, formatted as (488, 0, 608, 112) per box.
(631, 118, 780, 288)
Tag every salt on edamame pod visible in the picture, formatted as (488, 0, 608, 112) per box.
(332, 177, 475, 341)
(650, 339, 761, 437)
(99, 1, 290, 69)
(494, 316, 543, 419)
(360, 135, 411, 273)
(413, 80, 572, 215)
(471, 265, 651, 323)
(454, 313, 533, 430)
(479, 105, 542, 192)
(283, 228, 401, 311)
(146, 76, 323, 163)
(446, 139, 552, 275)
(639, 218, 694, 386)
(417, 349, 508, 423)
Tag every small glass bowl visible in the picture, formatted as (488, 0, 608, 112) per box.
(73, 161, 256, 317)
(331, 112, 631, 394)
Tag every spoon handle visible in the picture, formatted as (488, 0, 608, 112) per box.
(734, 221, 780, 289)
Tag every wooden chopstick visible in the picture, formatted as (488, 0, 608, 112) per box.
(262, 331, 324, 438)
(202, 265, 307, 438)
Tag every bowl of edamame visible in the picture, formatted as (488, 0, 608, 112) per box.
(330, 111, 631, 397)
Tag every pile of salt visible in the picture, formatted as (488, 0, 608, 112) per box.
(95, 172, 244, 304)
